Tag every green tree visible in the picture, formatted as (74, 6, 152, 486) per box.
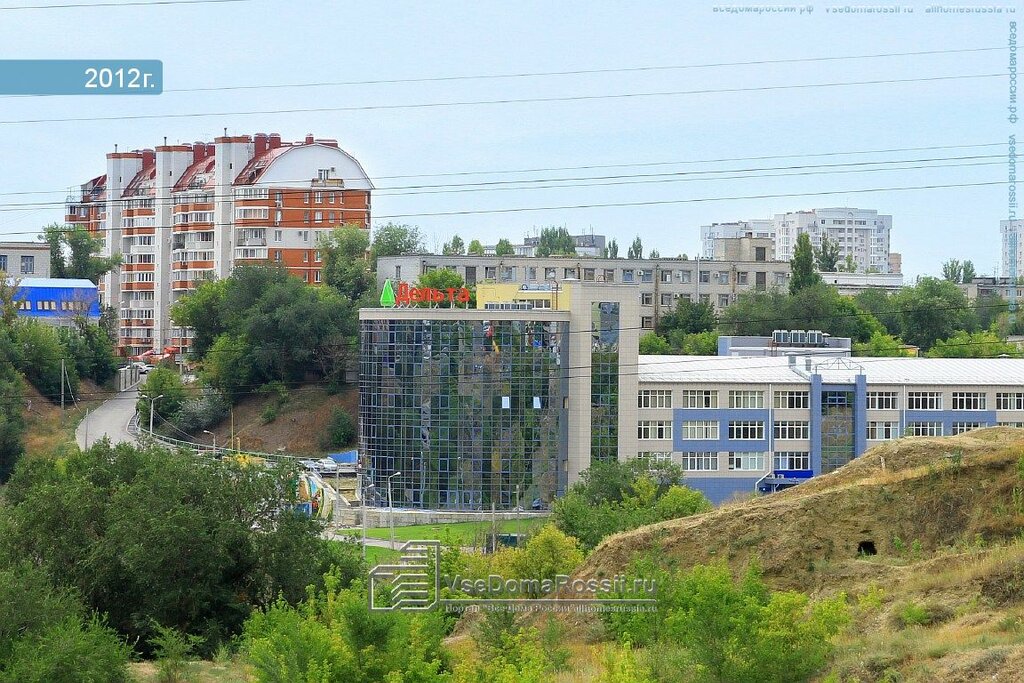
(41, 223, 120, 284)
(12, 320, 76, 399)
(628, 236, 643, 259)
(442, 234, 465, 256)
(495, 238, 515, 256)
(0, 347, 24, 484)
(534, 226, 577, 257)
(721, 284, 882, 342)
(789, 232, 821, 294)
(942, 258, 963, 283)
(319, 226, 374, 302)
(201, 334, 254, 400)
(853, 288, 897, 334)
(668, 330, 718, 355)
(1, 441, 350, 656)
(838, 254, 858, 272)
(607, 238, 619, 259)
(962, 259, 977, 283)
(656, 298, 716, 336)
(370, 223, 424, 261)
(321, 407, 356, 449)
(853, 331, 909, 357)
(974, 292, 1008, 331)
(509, 525, 584, 585)
(891, 277, 974, 349)
(926, 329, 1018, 358)
(467, 239, 485, 255)
(814, 234, 840, 272)
(639, 332, 671, 355)
(137, 367, 187, 428)
(171, 278, 227, 358)
(0, 276, 22, 327)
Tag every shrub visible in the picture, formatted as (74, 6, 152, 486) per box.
(149, 623, 204, 683)
(172, 386, 230, 434)
(260, 403, 278, 425)
(321, 407, 356, 449)
(0, 615, 131, 683)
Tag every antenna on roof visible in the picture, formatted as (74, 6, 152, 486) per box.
(223, 127, 228, 136)
(163, 136, 167, 146)
(114, 144, 118, 152)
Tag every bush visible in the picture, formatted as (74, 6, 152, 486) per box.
(321, 407, 356, 449)
(137, 367, 187, 430)
(172, 386, 230, 434)
(0, 615, 131, 683)
(12, 320, 76, 399)
(260, 403, 278, 425)
(149, 623, 203, 683)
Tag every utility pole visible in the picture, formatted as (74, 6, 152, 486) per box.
(60, 359, 65, 411)
(147, 394, 164, 438)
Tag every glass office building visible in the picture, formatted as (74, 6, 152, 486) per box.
(360, 313, 571, 510)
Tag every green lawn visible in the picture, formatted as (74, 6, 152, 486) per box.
(364, 545, 400, 565)
(342, 518, 547, 546)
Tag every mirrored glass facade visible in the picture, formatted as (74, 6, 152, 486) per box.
(360, 316, 570, 510)
(591, 302, 620, 462)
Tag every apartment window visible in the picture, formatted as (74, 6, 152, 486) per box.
(20, 255, 34, 274)
(952, 392, 987, 410)
(699, 294, 710, 305)
(729, 390, 764, 409)
(699, 270, 710, 284)
(273, 229, 283, 242)
(661, 293, 673, 307)
(773, 421, 809, 440)
(274, 250, 282, 263)
(544, 267, 556, 280)
(328, 192, 336, 204)
(640, 293, 654, 306)
(328, 212, 336, 222)
(640, 269, 654, 283)
(678, 270, 692, 283)
(623, 269, 635, 283)
(485, 266, 497, 280)
(718, 294, 730, 308)
(638, 421, 673, 440)
(729, 452, 765, 471)
(583, 268, 596, 281)
(755, 246, 767, 261)
(603, 269, 615, 282)
(303, 251, 309, 263)
(681, 420, 718, 440)
(0, 255, 6, 271)
(907, 421, 943, 437)
(907, 392, 943, 410)
(774, 390, 809, 409)
(867, 421, 900, 440)
(303, 211, 311, 222)
(314, 191, 323, 203)
(314, 211, 323, 223)
(637, 452, 673, 464)
(998, 421, 1024, 427)
(736, 271, 748, 285)
(314, 270, 322, 283)
(500, 266, 516, 282)
(660, 269, 673, 283)
(526, 267, 537, 281)
(303, 272, 309, 282)
(300, 230, 310, 242)
(951, 422, 985, 435)
(682, 452, 718, 471)
(997, 392, 1024, 410)
(729, 421, 764, 440)
(641, 316, 654, 330)
(715, 271, 730, 285)
(315, 250, 322, 262)
(638, 390, 672, 409)
(774, 272, 788, 286)
(867, 391, 899, 410)
(303, 192, 310, 204)
(681, 390, 718, 408)
(564, 268, 577, 279)
(773, 451, 810, 470)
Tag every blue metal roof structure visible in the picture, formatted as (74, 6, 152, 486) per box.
(10, 277, 101, 324)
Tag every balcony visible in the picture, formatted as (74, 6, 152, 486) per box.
(238, 237, 267, 247)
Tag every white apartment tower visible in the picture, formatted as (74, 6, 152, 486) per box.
(700, 219, 775, 258)
(1001, 220, 1024, 279)
(66, 133, 373, 357)
(773, 208, 892, 273)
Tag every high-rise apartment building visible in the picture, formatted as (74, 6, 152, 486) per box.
(1001, 220, 1024, 280)
(773, 208, 891, 273)
(66, 133, 373, 356)
(702, 208, 892, 273)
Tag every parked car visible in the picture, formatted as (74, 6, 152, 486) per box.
(317, 458, 339, 475)
(299, 459, 321, 473)
(130, 361, 151, 374)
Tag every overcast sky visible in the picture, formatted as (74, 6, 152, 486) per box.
(0, 0, 1016, 277)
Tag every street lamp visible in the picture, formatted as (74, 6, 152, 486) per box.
(387, 471, 402, 548)
(147, 394, 164, 439)
(203, 429, 217, 454)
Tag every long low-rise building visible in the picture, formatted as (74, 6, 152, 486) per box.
(377, 253, 793, 330)
(637, 354, 1024, 503)
(11, 277, 100, 325)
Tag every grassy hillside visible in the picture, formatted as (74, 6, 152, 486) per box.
(198, 383, 357, 456)
(21, 379, 106, 459)
(574, 427, 1024, 681)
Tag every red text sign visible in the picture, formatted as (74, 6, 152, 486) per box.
(396, 282, 471, 305)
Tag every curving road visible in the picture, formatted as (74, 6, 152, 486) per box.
(76, 388, 139, 450)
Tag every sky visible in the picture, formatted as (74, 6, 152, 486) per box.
(0, 0, 1018, 278)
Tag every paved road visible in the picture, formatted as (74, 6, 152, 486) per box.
(76, 388, 139, 450)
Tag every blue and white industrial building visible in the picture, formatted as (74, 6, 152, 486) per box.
(10, 277, 101, 325)
(635, 354, 1024, 504)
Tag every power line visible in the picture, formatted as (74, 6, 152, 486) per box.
(0, 178, 1006, 238)
(0, 73, 1003, 125)
(0, 152, 1001, 213)
(0, 0, 251, 9)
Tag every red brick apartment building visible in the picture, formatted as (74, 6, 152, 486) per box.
(66, 133, 372, 357)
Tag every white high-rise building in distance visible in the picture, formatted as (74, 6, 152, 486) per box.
(1001, 220, 1024, 280)
(700, 219, 774, 258)
(773, 208, 892, 273)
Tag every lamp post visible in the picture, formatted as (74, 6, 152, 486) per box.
(387, 471, 402, 549)
(147, 394, 164, 439)
(203, 429, 216, 455)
